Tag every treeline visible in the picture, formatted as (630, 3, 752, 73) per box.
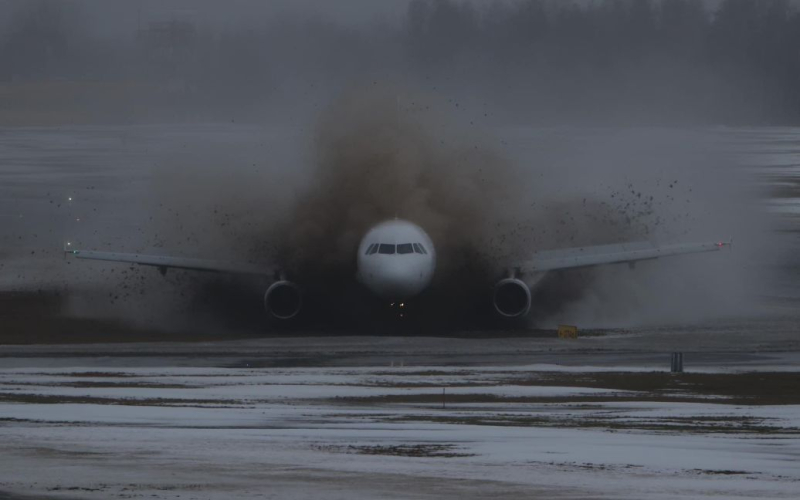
(405, 0, 800, 124)
(2, 0, 800, 125)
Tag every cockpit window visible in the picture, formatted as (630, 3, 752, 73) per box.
(416, 243, 428, 254)
(369, 244, 379, 255)
(365, 243, 375, 255)
(413, 243, 423, 254)
(397, 243, 414, 254)
(378, 243, 396, 255)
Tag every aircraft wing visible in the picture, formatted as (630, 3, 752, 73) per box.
(519, 240, 731, 274)
(65, 247, 269, 276)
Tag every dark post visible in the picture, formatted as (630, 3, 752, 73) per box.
(671, 352, 684, 373)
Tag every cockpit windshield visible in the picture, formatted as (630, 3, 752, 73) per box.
(368, 243, 427, 256)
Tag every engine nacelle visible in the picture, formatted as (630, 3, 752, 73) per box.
(264, 281, 302, 320)
(492, 278, 531, 318)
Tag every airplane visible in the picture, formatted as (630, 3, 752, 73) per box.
(64, 218, 731, 323)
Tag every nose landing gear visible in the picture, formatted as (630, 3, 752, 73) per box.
(389, 301, 407, 319)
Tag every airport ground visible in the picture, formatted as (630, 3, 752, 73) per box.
(2, 124, 800, 498)
(1, 328, 800, 500)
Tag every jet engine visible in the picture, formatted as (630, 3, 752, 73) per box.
(264, 281, 302, 320)
(492, 278, 531, 318)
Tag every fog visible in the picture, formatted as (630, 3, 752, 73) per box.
(3, 0, 800, 126)
(0, 0, 790, 332)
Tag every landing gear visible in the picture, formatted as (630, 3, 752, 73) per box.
(388, 301, 408, 320)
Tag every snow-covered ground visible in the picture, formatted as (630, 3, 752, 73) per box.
(1, 364, 798, 499)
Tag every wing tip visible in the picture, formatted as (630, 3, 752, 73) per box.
(718, 237, 733, 248)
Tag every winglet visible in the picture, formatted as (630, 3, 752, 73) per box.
(715, 238, 733, 250)
(63, 242, 77, 259)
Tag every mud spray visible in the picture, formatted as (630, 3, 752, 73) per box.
(273, 86, 528, 329)
(63, 86, 767, 333)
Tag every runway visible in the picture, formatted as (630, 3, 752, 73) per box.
(2, 334, 800, 499)
(1, 312, 800, 369)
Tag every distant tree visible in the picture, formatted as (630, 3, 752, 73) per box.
(657, 0, 709, 61)
(406, 0, 480, 71)
(1, 0, 89, 80)
(710, 0, 800, 122)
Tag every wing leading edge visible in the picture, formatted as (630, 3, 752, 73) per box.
(520, 240, 731, 273)
(65, 239, 730, 278)
(65, 247, 269, 276)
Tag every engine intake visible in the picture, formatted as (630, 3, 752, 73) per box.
(492, 278, 531, 318)
(264, 281, 302, 320)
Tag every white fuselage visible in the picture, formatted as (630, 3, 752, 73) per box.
(356, 220, 436, 300)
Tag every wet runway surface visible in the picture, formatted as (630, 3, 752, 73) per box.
(1, 314, 800, 370)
